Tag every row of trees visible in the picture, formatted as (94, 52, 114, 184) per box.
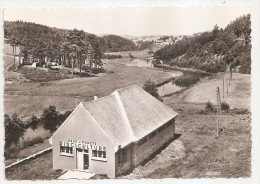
(154, 14, 251, 74)
(4, 106, 72, 149)
(4, 21, 105, 74)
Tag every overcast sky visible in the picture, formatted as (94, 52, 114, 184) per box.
(4, 6, 250, 36)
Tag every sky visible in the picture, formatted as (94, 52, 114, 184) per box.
(4, 6, 250, 36)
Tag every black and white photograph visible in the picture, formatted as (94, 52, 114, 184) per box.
(0, 0, 259, 182)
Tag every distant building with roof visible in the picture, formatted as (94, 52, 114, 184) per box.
(49, 85, 178, 178)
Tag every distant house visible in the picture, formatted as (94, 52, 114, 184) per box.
(49, 85, 178, 178)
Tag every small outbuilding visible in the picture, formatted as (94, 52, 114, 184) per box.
(49, 85, 178, 178)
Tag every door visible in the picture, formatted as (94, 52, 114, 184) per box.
(84, 154, 89, 169)
(77, 149, 84, 170)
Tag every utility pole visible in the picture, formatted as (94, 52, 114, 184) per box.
(162, 61, 164, 74)
(216, 87, 219, 137)
(11, 44, 16, 69)
(223, 78, 224, 98)
(227, 78, 228, 94)
(216, 86, 221, 137)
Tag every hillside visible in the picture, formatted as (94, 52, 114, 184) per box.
(102, 34, 136, 52)
(154, 14, 251, 74)
(4, 21, 106, 70)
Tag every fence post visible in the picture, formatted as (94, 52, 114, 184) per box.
(223, 78, 224, 98)
(216, 87, 219, 136)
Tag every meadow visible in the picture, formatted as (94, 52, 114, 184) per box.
(4, 50, 174, 119)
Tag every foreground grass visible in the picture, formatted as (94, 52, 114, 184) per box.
(5, 152, 63, 180)
(5, 139, 51, 166)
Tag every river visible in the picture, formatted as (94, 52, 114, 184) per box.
(125, 59, 184, 96)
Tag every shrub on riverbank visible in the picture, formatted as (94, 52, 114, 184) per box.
(143, 79, 162, 101)
(175, 74, 200, 87)
(205, 101, 214, 112)
(221, 101, 230, 112)
(4, 136, 44, 159)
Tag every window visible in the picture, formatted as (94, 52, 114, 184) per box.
(98, 151, 102, 157)
(83, 149, 89, 154)
(92, 150, 106, 160)
(93, 150, 98, 157)
(60, 146, 73, 156)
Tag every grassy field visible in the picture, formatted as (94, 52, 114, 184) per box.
(106, 49, 150, 59)
(5, 139, 51, 166)
(4, 56, 174, 119)
(120, 102, 251, 179)
(4, 71, 251, 180)
(5, 152, 63, 180)
(118, 72, 251, 179)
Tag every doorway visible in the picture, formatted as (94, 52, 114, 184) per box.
(77, 148, 89, 170)
(84, 154, 89, 169)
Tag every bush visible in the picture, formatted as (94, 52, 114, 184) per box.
(4, 147, 19, 159)
(129, 53, 134, 58)
(205, 101, 214, 111)
(231, 108, 249, 114)
(143, 79, 162, 101)
(41, 105, 59, 133)
(57, 110, 72, 125)
(22, 136, 44, 148)
(175, 74, 200, 87)
(28, 115, 40, 131)
(4, 113, 25, 148)
(221, 101, 230, 111)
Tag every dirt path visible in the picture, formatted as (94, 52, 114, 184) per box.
(181, 73, 251, 111)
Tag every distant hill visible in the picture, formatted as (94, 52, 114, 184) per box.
(154, 14, 251, 74)
(102, 35, 137, 52)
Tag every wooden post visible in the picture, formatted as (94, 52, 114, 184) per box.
(223, 78, 224, 98)
(216, 87, 219, 137)
(72, 60, 74, 76)
(12, 45, 15, 69)
(227, 78, 228, 94)
(163, 62, 164, 74)
(218, 86, 221, 105)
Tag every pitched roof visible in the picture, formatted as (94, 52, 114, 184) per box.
(83, 85, 178, 148)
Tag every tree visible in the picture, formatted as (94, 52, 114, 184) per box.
(67, 29, 86, 75)
(28, 115, 39, 131)
(143, 79, 162, 101)
(224, 51, 237, 79)
(10, 37, 20, 69)
(42, 105, 59, 133)
(4, 113, 25, 148)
